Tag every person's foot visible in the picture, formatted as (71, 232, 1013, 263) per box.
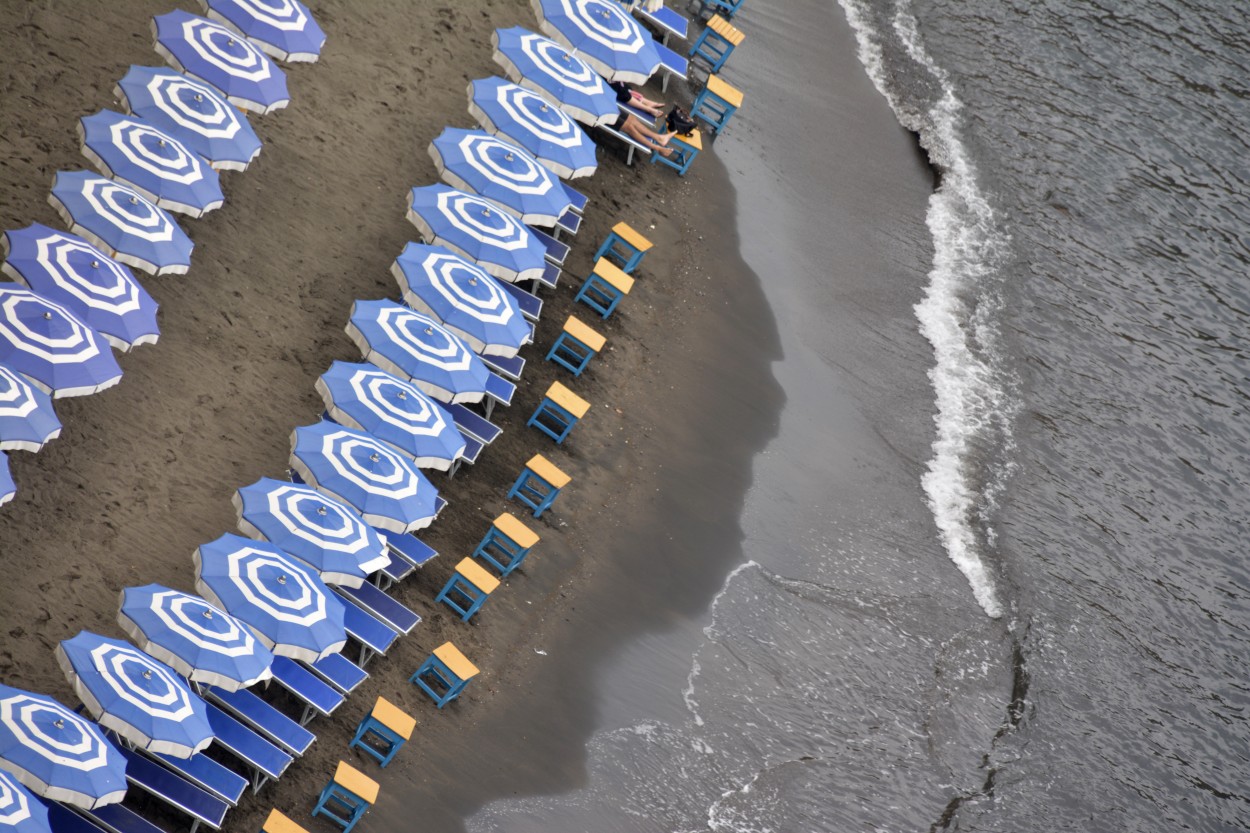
(657, 145, 674, 158)
(655, 130, 678, 147)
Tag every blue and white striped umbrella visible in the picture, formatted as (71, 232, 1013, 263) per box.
(118, 584, 275, 693)
(0, 285, 122, 399)
(116, 66, 261, 172)
(429, 128, 572, 227)
(234, 477, 391, 588)
(79, 111, 223, 219)
(194, 533, 348, 663)
(2, 224, 159, 352)
(346, 299, 492, 404)
(531, 0, 661, 84)
(492, 27, 618, 127)
(469, 76, 597, 179)
(197, 0, 326, 63)
(0, 770, 51, 833)
(290, 420, 441, 534)
(48, 171, 192, 276)
(406, 184, 547, 283)
(153, 10, 290, 115)
(0, 364, 60, 453)
(0, 452, 13, 507)
(0, 685, 127, 809)
(56, 633, 213, 759)
(316, 361, 466, 471)
(392, 243, 531, 358)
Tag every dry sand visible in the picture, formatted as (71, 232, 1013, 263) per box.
(0, 2, 777, 830)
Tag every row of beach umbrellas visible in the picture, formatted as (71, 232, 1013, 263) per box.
(0, 0, 677, 823)
(0, 1, 326, 511)
(0, 0, 337, 822)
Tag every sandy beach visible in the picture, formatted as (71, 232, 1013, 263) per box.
(0, 1, 786, 830)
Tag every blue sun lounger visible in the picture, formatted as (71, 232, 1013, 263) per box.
(448, 433, 484, 478)
(482, 372, 515, 420)
(655, 41, 689, 92)
(47, 803, 108, 833)
(636, 3, 689, 44)
(481, 352, 525, 382)
(497, 280, 542, 322)
(562, 182, 589, 215)
(116, 747, 229, 833)
(146, 748, 248, 806)
(204, 703, 291, 793)
(555, 209, 582, 238)
(374, 548, 416, 587)
(205, 686, 315, 758)
(447, 403, 502, 446)
(343, 600, 399, 666)
(79, 804, 164, 833)
(270, 656, 346, 725)
(529, 227, 570, 267)
(386, 531, 438, 568)
(306, 652, 369, 696)
(336, 582, 422, 634)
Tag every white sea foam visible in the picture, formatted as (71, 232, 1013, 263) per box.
(837, 0, 1013, 618)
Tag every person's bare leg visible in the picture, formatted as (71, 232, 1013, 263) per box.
(623, 117, 674, 157)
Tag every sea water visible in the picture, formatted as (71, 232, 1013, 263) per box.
(471, 0, 1250, 829)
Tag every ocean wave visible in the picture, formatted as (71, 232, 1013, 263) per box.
(838, 0, 1017, 619)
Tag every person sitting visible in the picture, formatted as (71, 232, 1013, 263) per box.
(610, 80, 665, 118)
(608, 81, 676, 156)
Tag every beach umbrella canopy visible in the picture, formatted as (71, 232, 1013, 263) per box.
(197, 0, 326, 63)
(346, 299, 492, 404)
(429, 128, 572, 227)
(153, 10, 290, 115)
(531, 0, 661, 84)
(0, 364, 60, 453)
(0, 685, 127, 809)
(118, 584, 274, 693)
(2, 224, 159, 352)
(290, 420, 441, 533)
(468, 76, 597, 179)
(55, 633, 213, 759)
(115, 65, 261, 172)
(234, 477, 391, 587)
(78, 111, 223, 219)
(406, 184, 547, 283)
(492, 27, 618, 127)
(316, 361, 466, 471)
(0, 285, 122, 399)
(194, 533, 348, 663)
(48, 171, 192, 276)
(392, 243, 531, 358)
(0, 770, 51, 833)
(0, 453, 14, 507)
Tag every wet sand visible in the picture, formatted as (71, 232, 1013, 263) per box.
(0, 1, 783, 830)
